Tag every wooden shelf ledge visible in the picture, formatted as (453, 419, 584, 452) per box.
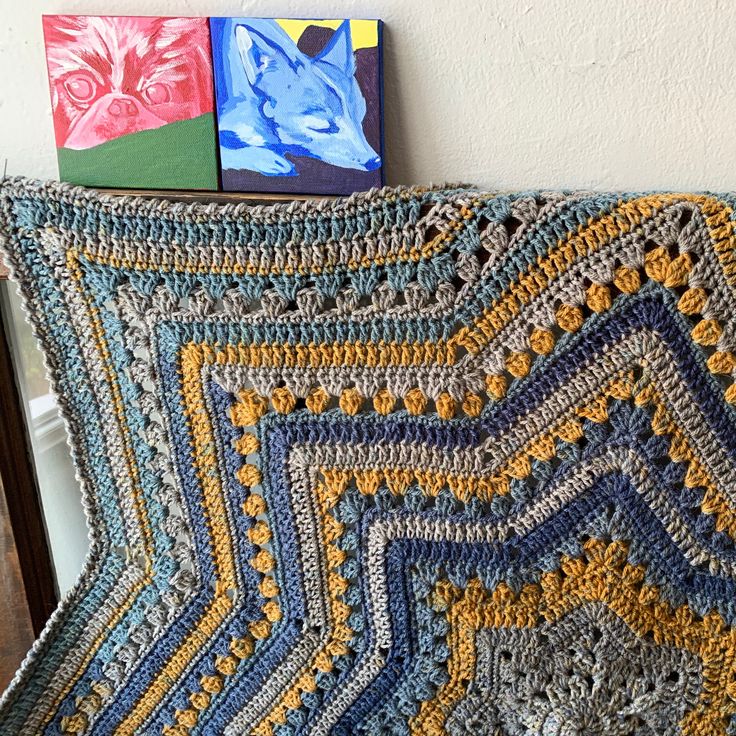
(100, 187, 336, 204)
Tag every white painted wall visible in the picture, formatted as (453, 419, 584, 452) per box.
(2, 0, 736, 191)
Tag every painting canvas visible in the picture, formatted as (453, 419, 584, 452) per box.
(210, 18, 384, 195)
(42, 15, 219, 190)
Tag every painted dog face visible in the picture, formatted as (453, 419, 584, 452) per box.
(235, 20, 380, 172)
(43, 16, 213, 150)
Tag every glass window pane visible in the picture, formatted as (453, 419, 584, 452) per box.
(1, 282, 88, 596)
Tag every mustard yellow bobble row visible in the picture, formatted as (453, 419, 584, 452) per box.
(484, 235, 736, 407)
(163, 431, 283, 736)
(232, 384, 486, 422)
(249, 476, 354, 735)
(163, 636, 257, 736)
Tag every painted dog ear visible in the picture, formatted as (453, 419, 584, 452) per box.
(317, 21, 355, 77)
(235, 24, 296, 87)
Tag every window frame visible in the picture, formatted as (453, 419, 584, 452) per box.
(0, 280, 58, 636)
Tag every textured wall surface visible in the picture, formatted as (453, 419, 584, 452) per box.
(2, 0, 736, 191)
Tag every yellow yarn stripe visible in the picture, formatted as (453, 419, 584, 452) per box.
(77, 199, 470, 278)
(115, 342, 239, 734)
(56, 246, 155, 732)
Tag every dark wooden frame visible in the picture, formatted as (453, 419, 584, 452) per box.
(0, 296, 58, 636)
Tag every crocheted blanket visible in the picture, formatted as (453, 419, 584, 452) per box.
(2, 178, 736, 736)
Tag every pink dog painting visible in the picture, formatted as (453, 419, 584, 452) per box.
(42, 15, 219, 189)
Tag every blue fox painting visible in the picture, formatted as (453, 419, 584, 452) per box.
(210, 18, 383, 194)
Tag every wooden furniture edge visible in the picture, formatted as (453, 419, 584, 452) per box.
(0, 304, 58, 635)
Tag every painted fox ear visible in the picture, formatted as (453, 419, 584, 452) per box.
(317, 21, 355, 76)
(235, 24, 295, 87)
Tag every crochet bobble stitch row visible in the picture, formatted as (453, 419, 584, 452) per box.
(1, 178, 736, 735)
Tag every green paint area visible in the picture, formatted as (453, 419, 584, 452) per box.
(57, 113, 218, 190)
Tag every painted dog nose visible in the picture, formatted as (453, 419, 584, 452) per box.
(108, 98, 138, 117)
(363, 155, 381, 171)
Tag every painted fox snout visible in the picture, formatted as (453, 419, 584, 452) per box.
(363, 155, 381, 171)
(305, 117, 381, 172)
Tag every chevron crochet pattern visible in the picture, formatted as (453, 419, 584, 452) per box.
(2, 177, 736, 735)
